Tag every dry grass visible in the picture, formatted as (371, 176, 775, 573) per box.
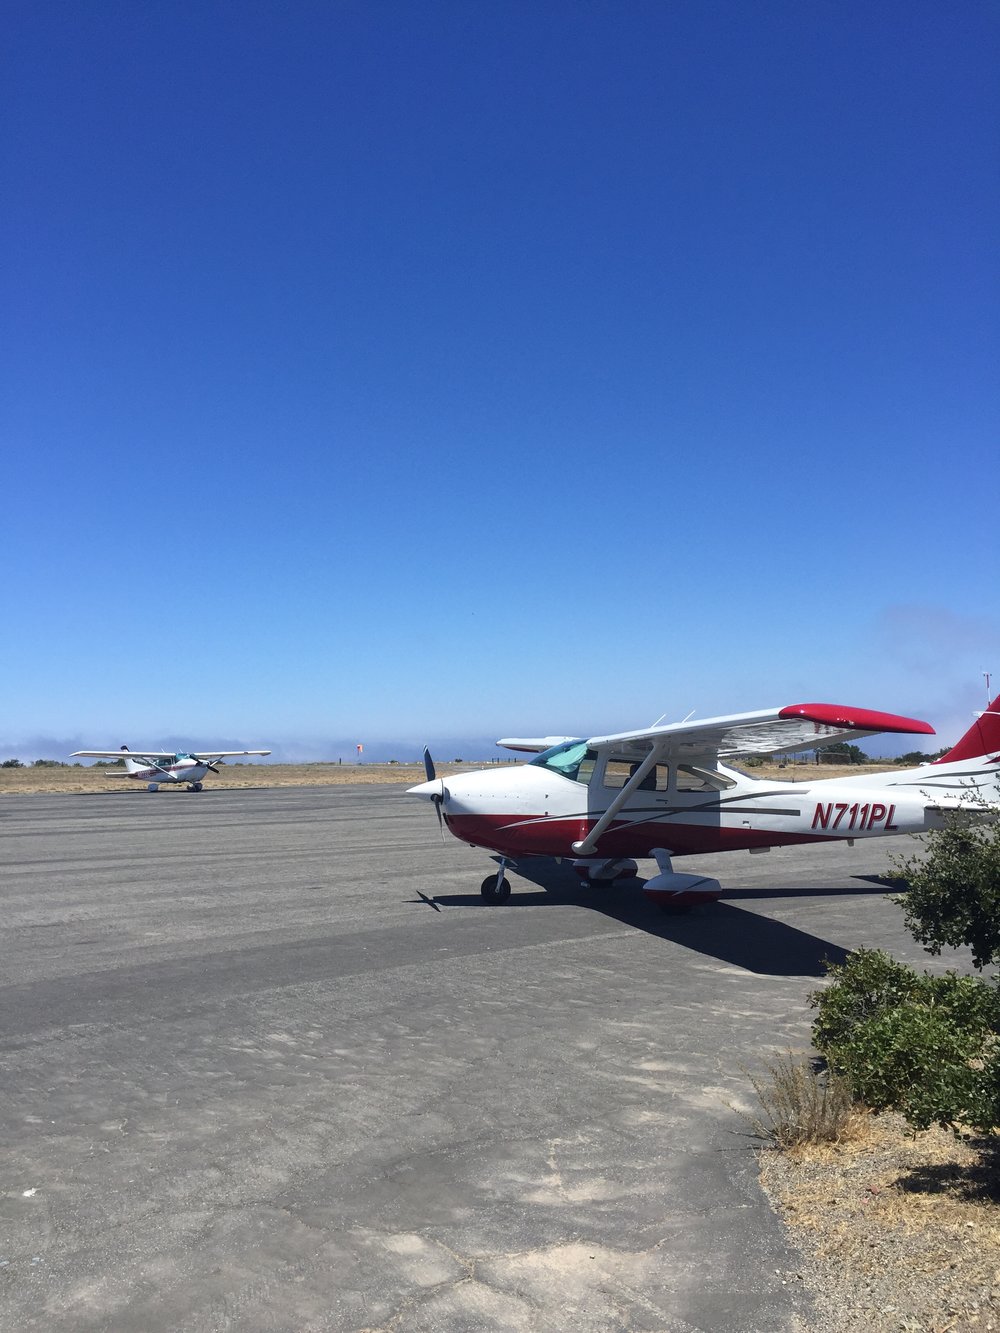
(0, 761, 478, 795)
(1, 758, 897, 796)
(742, 1051, 866, 1149)
(751, 761, 906, 782)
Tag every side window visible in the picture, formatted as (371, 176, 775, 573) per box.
(603, 760, 632, 789)
(603, 761, 669, 792)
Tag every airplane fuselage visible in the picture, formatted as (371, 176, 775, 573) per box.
(410, 695, 1000, 905)
(124, 757, 211, 787)
(430, 757, 996, 861)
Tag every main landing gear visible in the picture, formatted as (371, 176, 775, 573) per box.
(475, 851, 724, 911)
(571, 857, 639, 884)
(642, 849, 722, 913)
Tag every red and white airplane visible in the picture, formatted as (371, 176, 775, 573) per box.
(71, 745, 271, 792)
(409, 694, 1000, 908)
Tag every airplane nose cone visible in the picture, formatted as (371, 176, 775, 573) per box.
(407, 778, 444, 800)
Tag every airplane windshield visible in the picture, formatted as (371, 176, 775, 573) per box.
(528, 739, 596, 784)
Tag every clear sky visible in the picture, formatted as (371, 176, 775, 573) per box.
(4, 1, 998, 762)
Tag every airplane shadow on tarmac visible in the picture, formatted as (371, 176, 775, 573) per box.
(423, 858, 905, 978)
(75, 787, 273, 797)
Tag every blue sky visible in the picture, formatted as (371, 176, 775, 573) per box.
(4, 1, 998, 762)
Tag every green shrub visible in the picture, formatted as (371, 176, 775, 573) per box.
(756, 809, 1000, 1138)
(810, 949, 921, 1051)
(816, 741, 869, 764)
(894, 813, 1000, 971)
(811, 950, 1000, 1132)
(828, 1004, 984, 1130)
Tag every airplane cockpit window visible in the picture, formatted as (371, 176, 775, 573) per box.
(528, 739, 597, 785)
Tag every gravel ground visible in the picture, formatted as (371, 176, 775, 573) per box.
(760, 1114, 1000, 1332)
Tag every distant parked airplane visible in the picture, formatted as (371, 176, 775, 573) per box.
(71, 745, 271, 792)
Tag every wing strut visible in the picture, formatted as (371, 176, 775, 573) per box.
(571, 749, 660, 857)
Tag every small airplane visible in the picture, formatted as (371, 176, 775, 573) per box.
(71, 745, 271, 792)
(409, 693, 1000, 908)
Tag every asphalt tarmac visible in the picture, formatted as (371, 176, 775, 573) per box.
(0, 786, 955, 1331)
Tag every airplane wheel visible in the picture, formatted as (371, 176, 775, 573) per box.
(148, 784, 158, 793)
(190, 782, 203, 792)
(481, 873, 511, 903)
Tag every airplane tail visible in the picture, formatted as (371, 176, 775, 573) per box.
(932, 694, 1000, 766)
(119, 745, 144, 775)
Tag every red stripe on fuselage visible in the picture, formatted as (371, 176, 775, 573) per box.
(444, 812, 834, 858)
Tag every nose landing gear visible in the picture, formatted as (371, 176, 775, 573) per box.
(480, 859, 511, 903)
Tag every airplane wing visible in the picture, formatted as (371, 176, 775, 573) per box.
(71, 750, 177, 760)
(496, 736, 577, 753)
(587, 703, 935, 761)
(189, 750, 271, 760)
(71, 749, 271, 760)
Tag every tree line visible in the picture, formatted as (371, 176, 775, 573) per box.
(1, 759, 84, 768)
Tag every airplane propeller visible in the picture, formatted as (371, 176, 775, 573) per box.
(422, 747, 446, 839)
(193, 756, 221, 774)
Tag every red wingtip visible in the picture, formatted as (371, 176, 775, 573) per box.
(779, 703, 935, 736)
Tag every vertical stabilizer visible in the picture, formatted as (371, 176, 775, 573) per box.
(932, 694, 1000, 765)
(119, 745, 144, 775)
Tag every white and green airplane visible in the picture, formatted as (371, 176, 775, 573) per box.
(71, 745, 271, 792)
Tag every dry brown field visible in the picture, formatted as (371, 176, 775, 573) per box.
(1, 759, 902, 795)
(0, 761, 477, 795)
